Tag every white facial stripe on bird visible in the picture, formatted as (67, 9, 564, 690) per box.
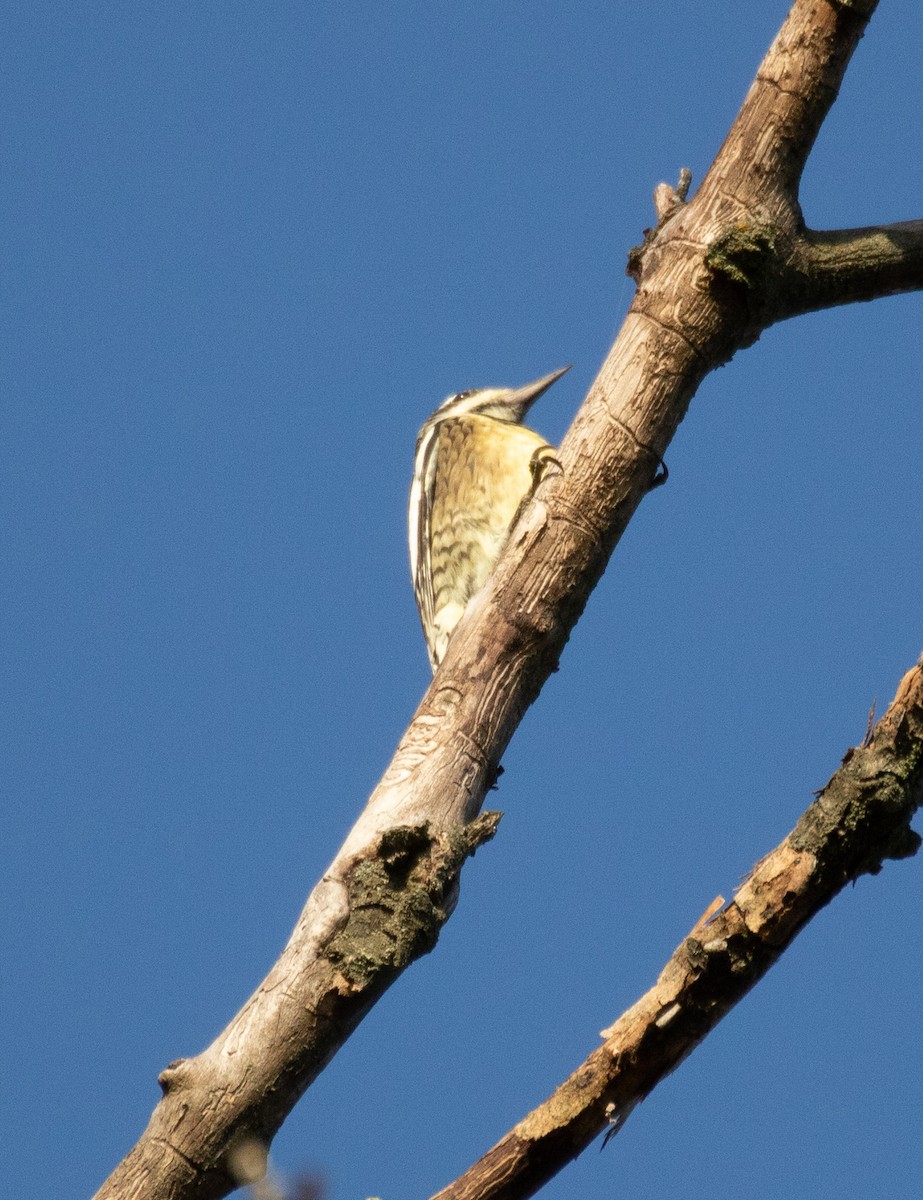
(429, 387, 518, 422)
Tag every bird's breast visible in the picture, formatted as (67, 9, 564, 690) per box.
(429, 415, 550, 608)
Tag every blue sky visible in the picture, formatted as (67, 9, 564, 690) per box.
(3, 3, 921, 1198)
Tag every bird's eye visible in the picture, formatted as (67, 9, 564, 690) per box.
(455, 390, 476, 401)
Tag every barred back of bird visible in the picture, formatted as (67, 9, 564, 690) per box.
(409, 366, 570, 671)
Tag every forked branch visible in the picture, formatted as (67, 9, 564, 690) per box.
(94, 3, 922, 1198)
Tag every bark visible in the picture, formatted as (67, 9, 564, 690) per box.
(94, 3, 923, 1198)
(430, 657, 923, 1200)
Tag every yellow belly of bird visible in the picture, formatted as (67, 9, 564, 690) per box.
(428, 415, 550, 663)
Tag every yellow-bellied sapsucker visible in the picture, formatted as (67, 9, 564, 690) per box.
(409, 366, 570, 671)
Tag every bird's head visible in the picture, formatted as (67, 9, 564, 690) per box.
(430, 365, 571, 425)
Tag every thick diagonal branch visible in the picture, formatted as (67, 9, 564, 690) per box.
(702, 0, 878, 221)
(431, 657, 923, 1200)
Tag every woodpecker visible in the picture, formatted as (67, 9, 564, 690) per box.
(409, 365, 570, 671)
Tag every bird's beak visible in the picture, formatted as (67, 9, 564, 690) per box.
(503, 365, 572, 421)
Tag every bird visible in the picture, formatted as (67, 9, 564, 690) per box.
(409, 366, 571, 671)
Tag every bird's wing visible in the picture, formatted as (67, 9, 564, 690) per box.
(408, 419, 439, 659)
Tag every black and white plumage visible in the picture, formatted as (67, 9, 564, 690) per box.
(408, 366, 570, 670)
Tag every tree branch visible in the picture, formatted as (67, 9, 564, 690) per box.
(430, 656, 923, 1200)
(782, 220, 923, 315)
(94, 2, 920, 1197)
(702, 0, 878, 218)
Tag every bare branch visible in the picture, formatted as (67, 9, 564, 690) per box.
(701, 0, 877, 220)
(782, 220, 923, 316)
(430, 657, 923, 1200)
(93, 3, 921, 1198)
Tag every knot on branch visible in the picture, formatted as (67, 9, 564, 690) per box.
(627, 168, 691, 281)
(325, 813, 501, 987)
(791, 734, 923, 880)
(157, 1058, 192, 1095)
(653, 168, 691, 223)
(831, 0, 876, 14)
(683, 929, 771, 996)
(704, 221, 790, 338)
(706, 222, 780, 291)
